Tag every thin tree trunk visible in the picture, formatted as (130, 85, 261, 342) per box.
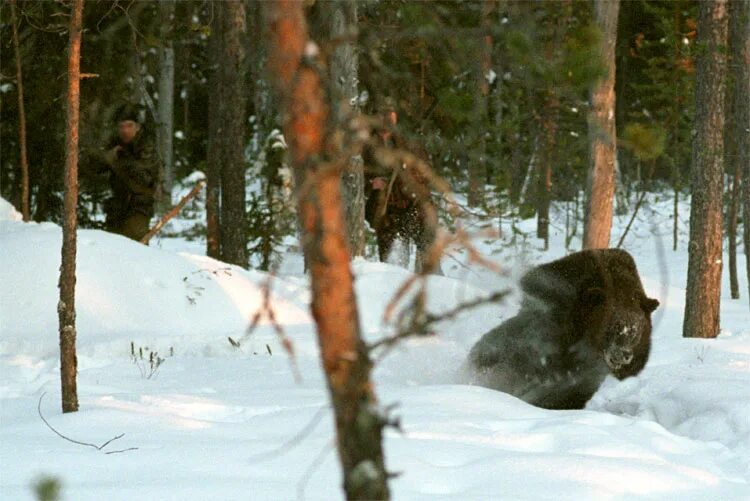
(683, 0, 729, 339)
(537, 96, 557, 250)
(218, 0, 248, 268)
(583, 0, 619, 249)
(59, 0, 84, 414)
(206, 3, 223, 260)
(673, 185, 679, 251)
(468, 0, 494, 208)
(10, 0, 29, 222)
(733, 0, 750, 309)
(264, 2, 390, 499)
(158, 0, 176, 203)
(329, 0, 365, 257)
(727, 0, 750, 302)
(727, 168, 740, 298)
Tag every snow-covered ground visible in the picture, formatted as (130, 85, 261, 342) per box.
(1, 193, 749, 500)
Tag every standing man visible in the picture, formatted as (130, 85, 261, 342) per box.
(363, 102, 438, 271)
(101, 105, 160, 241)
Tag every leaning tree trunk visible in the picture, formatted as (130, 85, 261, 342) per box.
(10, 0, 30, 222)
(264, 1, 390, 499)
(218, 0, 248, 268)
(59, 0, 84, 414)
(683, 0, 729, 339)
(328, 0, 366, 257)
(727, 0, 750, 302)
(583, 0, 619, 249)
(157, 0, 176, 203)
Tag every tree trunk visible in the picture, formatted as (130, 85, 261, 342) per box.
(218, 0, 248, 268)
(10, 0, 30, 222)
(329, 0, 365, 257)
(727, 0, 750, 303)
(727, 167, 740, 298)
(206, 4, 223, 260)
(583, 0, 619, 249)
(468, 0, 494, 208)
(264, 2, 390, 499)
(59, 0, 84, 414)
(537, 96, 557, 250)
(158, 0, 176, 204)
(683, 0, 729, 339)
(732, 0, 750, 308)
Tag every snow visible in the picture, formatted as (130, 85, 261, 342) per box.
(1, 195, 749, 500)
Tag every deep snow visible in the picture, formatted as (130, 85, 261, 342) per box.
(1, 194, 749, 500)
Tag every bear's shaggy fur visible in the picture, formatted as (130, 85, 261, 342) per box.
(468, 249, 659, 410)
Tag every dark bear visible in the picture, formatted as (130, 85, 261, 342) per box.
(468, 249, 659, 410)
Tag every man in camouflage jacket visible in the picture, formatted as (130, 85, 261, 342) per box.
(101, 106, 161, 241)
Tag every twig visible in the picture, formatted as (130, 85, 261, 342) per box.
(229, 272, 302, 383)
(248, 405, 329, 462)
(37, 393, 138, 454)
(371, 288, 510, 353)
(140, 179, 206, 244)
(296, 439, 336, 501)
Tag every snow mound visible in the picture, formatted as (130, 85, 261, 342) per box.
(0, 197, 23, 222)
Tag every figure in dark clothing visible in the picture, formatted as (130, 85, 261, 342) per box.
(100, 106, 160, 241)
(363, 107, 438, 271)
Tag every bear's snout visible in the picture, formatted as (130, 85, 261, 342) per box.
(603, 318, 643, 370)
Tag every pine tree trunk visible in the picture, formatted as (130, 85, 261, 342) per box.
(10, 0, 30, 222)
(734, 0, 750, 309)
(158, 0, 176, 203)
(329, 0, 365, 257)
(264, 2, 390, 499)
(537, 96, 557, 250)
(727, 168, 740, 298)
(727, 0, 750, 302)
(468, 0, 494, 208)
(59, 0, 84, 414)
(218, 0, 248, 268)
(683, 0, 729, 339)
(206, 4, 223, 260)
(583, 0, 619, 249)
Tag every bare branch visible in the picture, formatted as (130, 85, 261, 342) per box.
(37, 393, 138, 454)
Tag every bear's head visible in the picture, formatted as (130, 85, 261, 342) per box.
(521, 249, 659, 378)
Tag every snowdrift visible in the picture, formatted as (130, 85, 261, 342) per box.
(1, 196, 749, 500)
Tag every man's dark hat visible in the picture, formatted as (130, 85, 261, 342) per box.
(114, 103, 142, 123)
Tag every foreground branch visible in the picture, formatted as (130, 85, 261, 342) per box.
(37, 393, 138, 455)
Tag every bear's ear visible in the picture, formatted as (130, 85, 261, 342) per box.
(642, 297, 659, 314)
(581, 287, 606, 307)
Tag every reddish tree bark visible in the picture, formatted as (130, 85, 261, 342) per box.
(59, 0, 85, 414)
(683, 0, 729, 338)
(10, 0, 30, 222)
(584, 0, 619, 249)
(264, 2, 390, 499)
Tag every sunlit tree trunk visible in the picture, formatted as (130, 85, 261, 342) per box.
(59, 0, 84, 414)
(683, 0, 729, 338)
(264, 1, 390, 498)
(584, 0, 619, 249)
(10, 0, 30, 222)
